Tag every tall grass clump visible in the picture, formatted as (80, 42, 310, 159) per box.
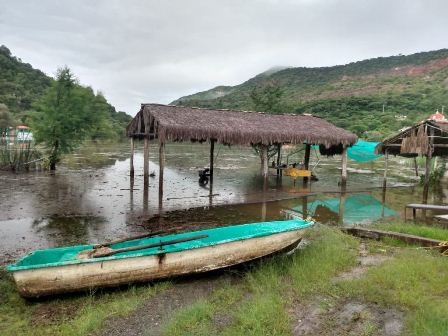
(0, 144, 41, 171)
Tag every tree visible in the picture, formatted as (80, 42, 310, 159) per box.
(250, 81, 285, 113)
(0, 103, 14, 129)
(250, 81, 285, 167)
(31, 66, 103, 170)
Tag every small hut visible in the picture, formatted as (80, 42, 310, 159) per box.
(376, 111, 448, 195)
(126, 104, 357, 198)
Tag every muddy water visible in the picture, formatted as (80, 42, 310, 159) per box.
(0, 141, 446, 265)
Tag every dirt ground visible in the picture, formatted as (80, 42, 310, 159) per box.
(96, 240, 403, 336)
(290, 241, 403, 336)
(98, 272, 237, 336)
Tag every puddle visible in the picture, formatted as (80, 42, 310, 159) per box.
(0, 141, 445, 265)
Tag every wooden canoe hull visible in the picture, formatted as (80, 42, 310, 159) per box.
(12, 229, 305, 298)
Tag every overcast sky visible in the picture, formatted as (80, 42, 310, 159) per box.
(1, 0, 447, 115)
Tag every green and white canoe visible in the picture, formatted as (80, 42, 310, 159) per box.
(6, 219, 313, 297)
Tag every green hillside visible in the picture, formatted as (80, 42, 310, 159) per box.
(173, 49, 448, 140)
(0, 45, 131, 138)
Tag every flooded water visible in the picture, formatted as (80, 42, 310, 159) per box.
(1, 141, 447, 265)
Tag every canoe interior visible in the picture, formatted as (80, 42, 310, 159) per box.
(7, 219, 313, 272)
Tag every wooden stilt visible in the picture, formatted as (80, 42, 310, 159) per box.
(210, 139, 215, 184)
(130, 138, 135, 177)
(413, 157, 419, 176)
(382, 149, 389, 189)
(423, 127, 434, 204)
(341, 146, 348, 189)
(276, 144, 281, 177)
(302, 196, 308, 220)
(303, 144, 311, 183)
(261, 145, 268, 179)
(143, 137, 149, 178)
(339, 191, 346, 225)
(423, 155, 431, 203)
(159, 140, 165, 207)
(143, 181, 148, 213)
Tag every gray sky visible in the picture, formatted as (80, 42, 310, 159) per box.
(1, 0, 447, 115)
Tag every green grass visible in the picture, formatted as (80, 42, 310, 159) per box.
(162, 225, 448, 335)
(5, 224, 447, 335)
(0, 269, 170, 336)
(337, 249, 448, 336)
(162, 226, 358, 335)
(374, 220, 448, 241)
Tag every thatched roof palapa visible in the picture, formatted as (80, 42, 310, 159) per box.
(127, 104, 357, 153)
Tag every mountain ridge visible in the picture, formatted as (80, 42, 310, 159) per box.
(172, 48, 448, 140)
(0, 45, 132, 137)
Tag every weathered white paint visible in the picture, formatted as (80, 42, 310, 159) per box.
(12, 230, 305, 298)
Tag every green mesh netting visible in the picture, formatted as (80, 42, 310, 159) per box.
(347, 140, 381, 162)
(288, 194, 396, 225)
(312, 140, 381, 162)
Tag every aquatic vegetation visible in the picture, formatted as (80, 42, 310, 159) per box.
(0, 144, 42, 171)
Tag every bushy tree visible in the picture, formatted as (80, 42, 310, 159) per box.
(31, 67, 109, 170)
(0, 103, 14, 128)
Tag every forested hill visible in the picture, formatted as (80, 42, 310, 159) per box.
(172, 49, 448, 140)
(0, 45, 131, 138)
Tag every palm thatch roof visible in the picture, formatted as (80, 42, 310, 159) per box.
(376, 120, 448, 157)
(127, 104, 357, 151)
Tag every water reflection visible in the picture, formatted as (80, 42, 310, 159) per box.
(32, 215, 107, 246)
(285, 194, 397, 225)
(0, 141, 442, 265)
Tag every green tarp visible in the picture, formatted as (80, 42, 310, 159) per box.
(289, 194, 397, 225)
(313, 140, 381, 162)
(347, 140, 381, 162)
(7, 219, 313, 271)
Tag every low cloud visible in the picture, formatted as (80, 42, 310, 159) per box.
(0, 0, 446, 114)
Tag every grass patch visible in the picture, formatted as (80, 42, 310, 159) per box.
(374, 220, 448, 241)
(337, 248, 448, 336)
(0, 269, 170, 336)
(162, 226, 358, 335)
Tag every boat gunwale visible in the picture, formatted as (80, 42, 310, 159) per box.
(6, 220, 314, 272)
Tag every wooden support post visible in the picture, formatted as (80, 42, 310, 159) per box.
(276, 144, 281, 177)
(302, 196, 308, 220)
(261, 145, 268, 179)
(159, 140, 165, 207)
(339, 191, 346, 225)
(382, 149, 389, 190)
(423, 127, 434, 204)
(303, 144, 311, 183)
(143, 137, 149, 178)
(341, 146, 348, 189)
(423, 155, 431, 203)
(130, 138, 135, 177)
(210, 139, 215, 184)
(413, 157, 419, 177)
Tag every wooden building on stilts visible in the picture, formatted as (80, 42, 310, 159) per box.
(376, 111, 448, 200)
(126, 103, 358, 201)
